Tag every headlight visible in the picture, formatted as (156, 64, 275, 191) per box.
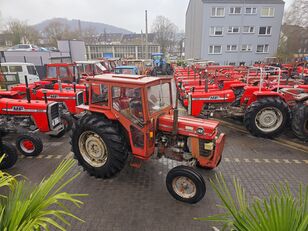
(196, 127, 204, 135)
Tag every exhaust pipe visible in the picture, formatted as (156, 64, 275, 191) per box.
(172, 88, 179, 136)
(25, 75, 31, 103)
(42, 89, 48, 104)
(58, 79, 63, 92)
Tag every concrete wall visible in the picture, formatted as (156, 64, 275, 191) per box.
(186, 0, 284, 65)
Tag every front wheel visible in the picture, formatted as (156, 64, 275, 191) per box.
(71, 114, 128, 178)
(166, 166, 206, 204)
(244, 97, 290, 138)
(0, 142, 18, 169)
(16, 134, 43, 156)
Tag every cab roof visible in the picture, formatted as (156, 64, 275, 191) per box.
(115, 66, 137, 69)
(87, 74, 171, 86)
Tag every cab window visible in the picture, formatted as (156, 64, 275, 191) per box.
(91, 84, 108, 106)
(9, 66, 22, 72)
(27, 65, 37, 75)
(0, 66, 8, 72)
(112, 87, 144, 124)
(59, 67, 67, 78)
(47, 67, 57, 78)
(147, 83, 171, 114)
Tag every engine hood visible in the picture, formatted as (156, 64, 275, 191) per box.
(158, 114, 219, 139)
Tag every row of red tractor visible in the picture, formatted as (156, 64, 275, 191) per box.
(0, 62, 226, 204)
(0, 60, 307, 204)
(174, 63, 308, 141)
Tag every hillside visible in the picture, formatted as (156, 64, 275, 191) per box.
(34, 18, 132, 34)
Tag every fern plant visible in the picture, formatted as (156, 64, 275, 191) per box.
(195, 173, 308, 231)
(0, 158, 87, 231)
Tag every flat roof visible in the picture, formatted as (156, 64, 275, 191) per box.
(87, 74, 171, 85)
(202, 0, 284, 4)
(0, 62, 35, 65)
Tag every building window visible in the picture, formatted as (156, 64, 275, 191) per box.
(211, 7, 225, 17)
(241, 44, 252, 52)
(229, 7, 241, 14)
(256, 44, 269, 53)
(261, 7, 274, 17)
(210, 26, 223, 36)
(227, 26, 240, 33)
(243, 26, 255, 33)
(226, 45, 238, 52)
(245, 7, 257, 14)
(259, 26, 272, 35)
(209, 45, 222, 54)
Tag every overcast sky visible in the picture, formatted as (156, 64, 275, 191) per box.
(0, 0, 293, 33)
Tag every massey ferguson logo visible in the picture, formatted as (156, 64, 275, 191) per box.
(12, 106, 25, 111)
(209, 96, 219, 100)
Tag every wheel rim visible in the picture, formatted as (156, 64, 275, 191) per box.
(255, 107, 283, 133)
(78, 131, 108, 168)
(172, 176, 197, 199)
(20, 140, 35, 153)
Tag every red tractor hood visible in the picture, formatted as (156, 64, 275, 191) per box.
(158, 114, 219, 139)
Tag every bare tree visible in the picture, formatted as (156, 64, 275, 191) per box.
(5, 19, 40, 45)
(151, 16, 178, 53)
(284, 0, 308, 27)
(43, 21, 79, 46)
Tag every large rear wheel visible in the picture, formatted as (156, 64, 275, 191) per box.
(71, 114, 128, 178)
(244, 97, 290, 138)
(0, 142, 18, 169)
(292, 101, 308, 141)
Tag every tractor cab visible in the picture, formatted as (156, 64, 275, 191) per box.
(45, 63, 74, 83)
(72, 73, 225, 204)
(114, 66, 139, 75)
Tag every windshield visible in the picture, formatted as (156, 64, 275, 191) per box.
(115, 68, 134, 75)
(147, 82, 171, 115)
(95, 63, 107, 74)
(47, 66, 57, 78)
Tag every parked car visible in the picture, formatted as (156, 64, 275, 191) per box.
(6, 44, 39, 52)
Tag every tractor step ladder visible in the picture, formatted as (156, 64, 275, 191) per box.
(130, 157, 142, 169)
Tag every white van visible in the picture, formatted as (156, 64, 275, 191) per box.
(0, 62, 40, 85)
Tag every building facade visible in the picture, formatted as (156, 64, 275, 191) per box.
(185, 0, 285, 65)
(86, 44, 161, 60)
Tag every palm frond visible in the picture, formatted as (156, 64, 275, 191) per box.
(195, 173, 308, 231)
(0, 159, 87, 231)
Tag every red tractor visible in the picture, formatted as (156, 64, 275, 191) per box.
(71, 74, 226, 204)
(0, 77, 65, 156)
(186, 67, 308, 138)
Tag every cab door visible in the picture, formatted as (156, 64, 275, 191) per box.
(111, 86, 152, 159)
